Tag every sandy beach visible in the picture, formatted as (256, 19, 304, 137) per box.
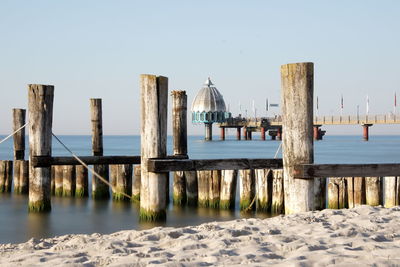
(0, 205, 399, 266)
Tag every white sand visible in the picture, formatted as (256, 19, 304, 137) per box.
(1, 205, 400, 266)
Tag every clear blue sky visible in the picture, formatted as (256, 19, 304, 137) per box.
(1, 0, 400, 136)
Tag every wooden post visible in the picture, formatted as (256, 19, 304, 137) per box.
(90, 98, 110, 199)
(255, 169, 272, 212)
(328, 179, 339, 209)
(75, 165, 88, 197)
(62, 165, 76, 197)
(28, 84, 54, 212)
(185, 171, 198, 206)
(0, 161, 12, 193)
(132, 165, 141, 202)
(239, 169, 255, 211)
(110, 164, 132, 201)
(209, 170, 221, 208)
(384, 176, 397, 208)
(347, 177, 366, 208)
(220, 170, 237, 209)
(12, 109, 26, 193)
(140, 75, 168, 221)
(365, 177, 382, 206)
(314, 176, 326, 210)
(271, 169, 284, 214)
(172, 90, 187, 205)
(54, 165, 64, 196)
(51, 166, 55, 195)
(197, 170, 211, 207)
(281, 62, 314, 214)
(19, 160, 29, 194)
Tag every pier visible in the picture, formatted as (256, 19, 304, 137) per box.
(0, 62, 399, 221)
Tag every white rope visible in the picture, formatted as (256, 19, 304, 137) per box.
(52, 133, 135, 202)
(0, 122, 28, 145)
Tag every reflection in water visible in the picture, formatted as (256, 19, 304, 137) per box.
(27, 212, 52, 240)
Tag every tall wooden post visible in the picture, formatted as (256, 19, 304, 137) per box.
(172, 90, 187, 205)
(365, 177, 382, 206)
(239, 169, 255, 211)
(281, 62, 314, 214)
(220, 170, 237, 209)
(12, 109, 26, 194)
(28, 84, 54, 212)
(140, 75, 168, 221)
(384, 176, 397, 208)
(90, 98, 110, 199)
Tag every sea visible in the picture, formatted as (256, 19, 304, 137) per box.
(0, 134, 400, 244)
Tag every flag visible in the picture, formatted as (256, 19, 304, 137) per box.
(266, 98, 269, 111)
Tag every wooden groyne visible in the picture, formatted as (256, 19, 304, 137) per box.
(0, 62, 400, 221)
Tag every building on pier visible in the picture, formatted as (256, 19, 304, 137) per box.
(191, 77, 231, 140)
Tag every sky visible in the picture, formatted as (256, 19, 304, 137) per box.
(1, 0, 400, 136)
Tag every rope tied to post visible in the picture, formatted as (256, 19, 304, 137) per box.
(52, 133, 138, 203)
(0, 122, 28, 145)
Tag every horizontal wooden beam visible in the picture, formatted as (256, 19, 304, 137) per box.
(147, 158, 283, 172)
(32, 155, 188, 167)
(294, 163, 400, 179)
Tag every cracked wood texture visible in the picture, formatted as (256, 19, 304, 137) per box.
(281, 62, 314, 214)
(12, 108, 26, 160)
(140, 75, 168, 220)
(28, 84, 54, 212)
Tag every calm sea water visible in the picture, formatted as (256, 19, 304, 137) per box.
(1, 134, 400, 244)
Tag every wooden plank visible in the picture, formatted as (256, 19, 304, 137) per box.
(147, 158, 283, 172)
(294, 163, 400, 178)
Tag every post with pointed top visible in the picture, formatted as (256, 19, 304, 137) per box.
(90, 98, 110, 199)
(171, 90, 187, 205)
(281, 62, 314, 214)
(28, 84, 54, 212)
(140, 74, 168, 221)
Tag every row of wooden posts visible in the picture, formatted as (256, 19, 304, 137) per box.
(2, 62, 400, 221)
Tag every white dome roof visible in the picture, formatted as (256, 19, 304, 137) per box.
(191, 78, 226, 113)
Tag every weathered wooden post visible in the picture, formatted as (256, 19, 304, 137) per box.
(347, 177, 366, 208)
(110, 164, 132, 201)
(62, 165, 76, 197)
(54, 165, 64, 196)
(132, 165, 141, 201)
(220, 170, 237, 209)
(281, 62, 314, 214)
(239, 169, 255, 211)
(209, 170, 221, 208)
(90, 98, 110, 199)
(0, 161, 12, 193)
(197, 170, 211, 207)
(140, 75, 168, 221)
(185, 171, 198, 206)
(11, 109, 26, 194)
(255, 169, 272, 212)
(51, 166, 55, 195)
(365, 177, 382, 206)
(28, 84, 54, 212)
(75, 165, 88, 197)
(384, 176, 398, 208)
(328, 177, 347, 209)
(271, 169, 284, 214)
(171, 90, 187, 205)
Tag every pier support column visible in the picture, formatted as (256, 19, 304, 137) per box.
(220, 127, 225, 141)
(248, 130, 252, 140)
(140, 75, 168, 221)
(261, 127, 266, 140)
(277, 127, 282, 141)
(28, 84, 54, 212)
(205, 123, 212, 141)
(281, 62, 314, 214)
(243, 127, 247, 140)
(362, 124, 372, 141)
(236, 127, 241, 140)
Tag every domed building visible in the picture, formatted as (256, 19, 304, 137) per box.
(191, 77, 231, 140)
